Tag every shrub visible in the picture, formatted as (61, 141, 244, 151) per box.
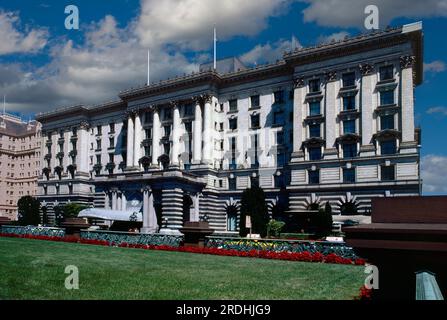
(266, 219, 285, 238)
(17, 196, 41, 226)
(61, 203, 88, 219)
(239, 186, 270, 237)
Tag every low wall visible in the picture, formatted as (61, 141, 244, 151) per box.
(80, 230, 184, 247)
(1, 225, 66, 238)
(205, 236, 359, 259)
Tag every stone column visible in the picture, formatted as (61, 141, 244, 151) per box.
(117, 193, 122, 211)
(151, 107, 161, 167)
(400, 55, 416, 144)
(191, 193, 200, 222)
(324, 71, 338, 159)
(359, 63, 376, 156)
(193, 98, 202, 164)
(141, 187, 158, 234)
(291, 77, 305, 162)
(133, 111, 143, 167)
(121, 192, 126, 211)
(104, 192, 110, 209)
(170, 102, 180, 167)
(202, 95, 213, 164)
(77, 121, 90, 174)
(111, 191, 117, 210)
(126, 114, 134, 168)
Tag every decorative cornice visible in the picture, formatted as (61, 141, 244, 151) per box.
(359, 63, 374, 76)
(400, 55, 416, 69)
(79, 121, 90, 130)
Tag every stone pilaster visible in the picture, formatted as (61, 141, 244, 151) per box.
(291, 77, 305, 162)
(133, 111, 143, 167)
(193, 97, 202, 164)
(400, 55, 416, 150)
(111, 190, 117, 210)
(191, 192, 200, 222)
(151, 107, 161, 167)
(126, 114, 134, 168)
(359, 63, 376, 156)
(170, 102, 181, 167)
(202, 95, 213, 164)
(77, 121, 90, 174)
(324, 71, 338, 159)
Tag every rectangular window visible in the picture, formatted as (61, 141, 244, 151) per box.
(97, 126, 102, 135)
(109, 154, 114, 163)
(308, 147, 322, 161)
(381, 140, 397, 155)
(380, 114, 395, 130)
(184, 122, 192, 133)
(342, 72, 356, 87)
(144, 145, 151, 157)
(184, 104, 193, 116)
(343, 95, 356, 111)
(164, 125, 171, 138)
(96, 140, 101, 150)
(250, 176, 259, 188)
(96, 154, 101, 164)
(145, 128, 152, 139)
(229, 99, 238, 112)
(380, 90, 395, 106)
(251, 134, 259, 168)
(277, 152, 286, 167)
(308, 170, 320, 184)
(309, 101, 321, 116)
(381, 165, 395, 181)
(251, 114, 260, 129)
(273, 111, 284, 125)
(164, 109, 172, 120)
(276, 131, 284, 145)
(274, 91, 284, 104)
(230, 137, 236, 168)
(343, 143, 357, 159)
(228, 177, 236, 190)
(309, 79, 320, 93)
(380, 65, 394, 81)
(343, 168, 356, 183)
(109, 137, 115, 148)
(109, 123, 115, 133)
(229, 118, 238, 130)
(343, 120, 356, 134)
(309, 124, 321, 138)
(250, 95, 260, 107)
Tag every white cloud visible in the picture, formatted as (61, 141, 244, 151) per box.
(300, 0, 447, 28)
(426, 106, 447, 116)
(0, 11, 48, 55)
(136, 0, 294, 50)
(317, 31, 350, 44)
(239, 36, 301, 66)
(2, 15, 197, 113)
(424, 60, 446, 73)
(422, 155, 447, 194)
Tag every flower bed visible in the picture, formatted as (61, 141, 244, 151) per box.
(80, 230, 183, 247)
(206, 236, 360, 260)
(0, 232, 366, 266)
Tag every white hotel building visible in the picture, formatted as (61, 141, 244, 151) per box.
(36, 22, 423, 233)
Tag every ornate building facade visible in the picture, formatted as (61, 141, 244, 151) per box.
(36, 22, 423, 233)
(0, 113, 41, 219)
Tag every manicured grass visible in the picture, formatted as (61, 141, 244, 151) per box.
(0, 237, 365, 300)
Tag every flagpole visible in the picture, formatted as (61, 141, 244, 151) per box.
(147, 49, 151, 86)
(213, 26, 217, 70)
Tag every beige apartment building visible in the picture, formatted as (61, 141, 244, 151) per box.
(0, 113, 41, 220)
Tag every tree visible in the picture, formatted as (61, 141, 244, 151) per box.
(61, 203, 87, 219)
(239, 186, 270, 237)
(17, 196, 41, 226)
(311, 202, 333, 237)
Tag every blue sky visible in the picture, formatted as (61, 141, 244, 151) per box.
(0, 0, 446, 193)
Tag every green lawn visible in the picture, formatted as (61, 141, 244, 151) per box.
(0, 237, 365, 300)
